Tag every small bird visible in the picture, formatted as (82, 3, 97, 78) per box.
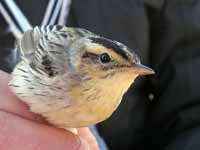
(9, 25, 154, 128)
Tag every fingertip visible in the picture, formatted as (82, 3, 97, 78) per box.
(0, 70, 10, 88)
(0, 70, 9, 75)
(0, 70, 10, 79)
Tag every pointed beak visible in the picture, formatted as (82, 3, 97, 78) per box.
(133, 64, 155, 75)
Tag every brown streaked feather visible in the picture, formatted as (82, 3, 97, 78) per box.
(18, 25, 95, 77)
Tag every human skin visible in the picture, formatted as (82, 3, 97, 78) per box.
(0, 70, 98, 150)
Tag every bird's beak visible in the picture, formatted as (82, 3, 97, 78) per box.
(133, 64, 155, 75)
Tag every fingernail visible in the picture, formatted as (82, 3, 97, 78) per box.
(66, 128, 78, 135)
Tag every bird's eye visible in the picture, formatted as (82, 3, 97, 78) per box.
(100, 53, 111, 63)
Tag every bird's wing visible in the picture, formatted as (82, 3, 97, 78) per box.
(18, 25, 94, 77)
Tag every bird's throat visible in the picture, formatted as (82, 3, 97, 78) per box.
(76, 74, 138, 122)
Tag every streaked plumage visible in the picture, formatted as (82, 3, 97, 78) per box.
(9, 25, 154, 128)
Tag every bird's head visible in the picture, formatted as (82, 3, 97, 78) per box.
(67, 36, 155, 120)
(70, 36, 154, 85)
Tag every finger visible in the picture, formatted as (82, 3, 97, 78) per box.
(0, 70, 44, 122)
(77, 127, 99, 150)
(0, 110, 90, 150)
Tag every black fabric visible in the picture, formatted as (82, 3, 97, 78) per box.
(1, 0, 200, 150)
(0, 14, 16, 72)
(0, 0, 48, 72)
(16, 0, 49, 26)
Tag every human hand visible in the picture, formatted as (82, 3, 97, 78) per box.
(0, 70, 98, 150)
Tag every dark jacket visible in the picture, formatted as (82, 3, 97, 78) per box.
(1, 0, 200, 150)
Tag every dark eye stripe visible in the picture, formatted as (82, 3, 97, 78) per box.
(82, 52, 99, 59)
(89, 37, 129, 60)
